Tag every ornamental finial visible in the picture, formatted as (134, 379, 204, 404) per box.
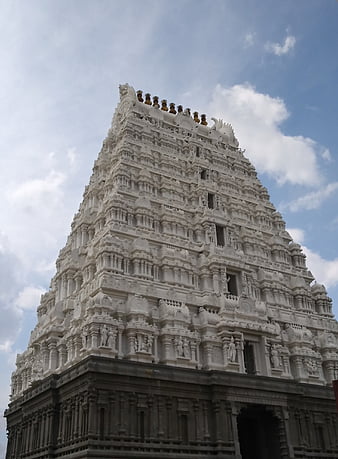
(144, 93, 152, 105)
(169, 103, 177, 114)
(153, 96, 160, 108)
(201, 114, 208, 126)
(161, 99, 168, 111)
(193, 111, 200, 123)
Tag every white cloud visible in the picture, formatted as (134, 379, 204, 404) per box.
(287, 228, 305, 244)
(305, 247, 338, 289)
(286, 227, 338, 290)
(282, 182, 338, 212)
(321, 148, 331, 162)
(265, 34, 296, 56)
(8, 170, 66, 211)
(208, 83, 324, 186)
(67, 147, 77, 166)
(0, 341, 12, 353)
(0, 240, 24, 348)
(15, 286, 45, 311)
(244, 32, 255, 47)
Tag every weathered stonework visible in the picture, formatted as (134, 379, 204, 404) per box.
(5, 84, 338, 458)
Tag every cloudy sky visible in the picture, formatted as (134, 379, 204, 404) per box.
(1, 0, 338, 453)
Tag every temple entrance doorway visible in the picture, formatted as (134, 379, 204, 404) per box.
(237, 405, 281, 459)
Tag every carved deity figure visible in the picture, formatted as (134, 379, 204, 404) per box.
(147, 334, 154, 353)
(82, 326, 88, 349)
(221, 272, 231, 294)
(227, 336, 237, 362)
(183, 338, 190, 358)
(270, 344, 281, 369)
(107, 329, 117, 350)
(175, 336, 184, 357)
(100, 325, 109, 347)
(205, 225, 215, 244)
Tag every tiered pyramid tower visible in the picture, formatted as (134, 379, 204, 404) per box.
(6, 85, 338, 459)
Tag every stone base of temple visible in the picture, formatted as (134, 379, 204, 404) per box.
(5, 356, 338, 459)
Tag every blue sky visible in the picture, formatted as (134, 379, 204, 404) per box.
(1, 0, 338, 454)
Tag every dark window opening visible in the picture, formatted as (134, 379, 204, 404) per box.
(200, 169, 207, 180)
(196, 146, 200, 157)
(216, 225, 225, 246)
(179, 414, 188, 442)
(243, 342, 256, 375)
(228, 274, 238, 295)
(208, 193, 214, 209)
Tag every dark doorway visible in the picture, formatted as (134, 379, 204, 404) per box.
(237, 406, 281, 459)
(208, 193, 215, 209)
(243, 342, 256, 375)
(216, 224, 225, 246)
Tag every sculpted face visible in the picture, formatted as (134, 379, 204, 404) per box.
(119, 84, 129, 97)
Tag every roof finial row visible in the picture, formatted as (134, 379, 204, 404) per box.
(136, 90, 208, 125)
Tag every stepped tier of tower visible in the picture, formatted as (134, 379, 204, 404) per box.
(11, 84, 338, 400)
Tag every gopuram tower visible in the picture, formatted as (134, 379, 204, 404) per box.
(5, 84, 338, 459)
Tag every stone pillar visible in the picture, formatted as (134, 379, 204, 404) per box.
(109, 395, 116, 438)
(148, 396, 156, 441)
(204, 343, 213, 369)
(202, 401, 210, 440)
(280, 407, 295, 459)
(134, 260, 140, 276)
(166, 398, 173, 440)
(213, 400, 223, 443)
(48, 341, 58, 370)
(162, 336, 172, 361)
(41, 343, 49, 371)
(58, 343, 67, 367)
(73, 398, 79, 440)
(129, 395, 137, 439)
(212, 271, 219, 293)
(119, 393, 126, 435)
(193, 400, 201, 441)
(118, 327, 123, 358)
(39, 413, 45, 449)
(88, 391, 97, 438)
(230, 404, 241, 457)
(154, 333, 159, 363)
(157, 396, 165, 438)
(61, 274, 67, 299)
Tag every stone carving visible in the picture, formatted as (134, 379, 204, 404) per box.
(270, 344, 281, 369)
(211, 118, 239, 147)
(135, 333, 153, 353)
(119, 83, 136, 103)
(304, 358, 319, 377)
(107, 329, 117, 349)
(82, 326, 89, 349)
(227, 336, 237, 362)
(205, 225, 215, 244)
(100, 325, 109, 347)
(175, 337, 190, 359)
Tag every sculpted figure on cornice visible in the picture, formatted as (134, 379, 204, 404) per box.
(212, 118, 240, 147)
